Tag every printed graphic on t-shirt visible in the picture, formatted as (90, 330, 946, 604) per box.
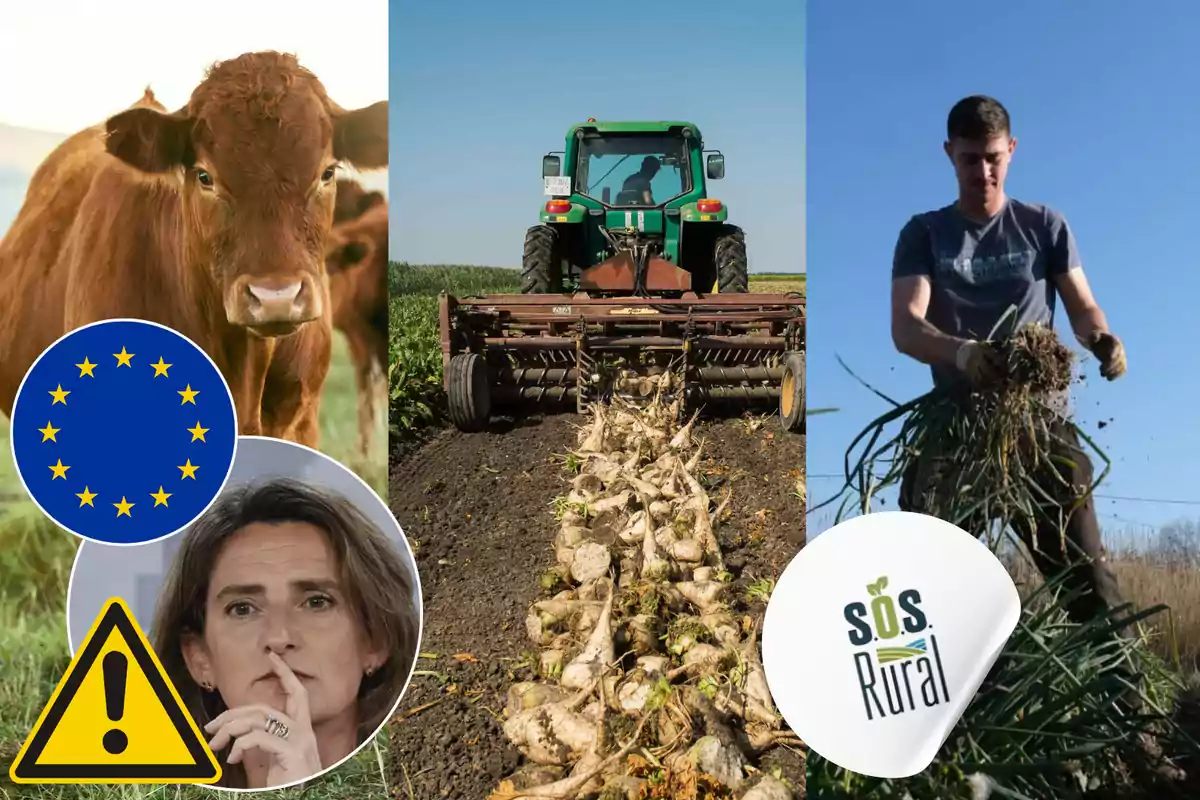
(935, 249, 1037, 286)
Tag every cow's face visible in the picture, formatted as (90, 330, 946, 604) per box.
(325, 232, 374, 276)
(325, 204, 387, 275)
(104, 52, 388, 337)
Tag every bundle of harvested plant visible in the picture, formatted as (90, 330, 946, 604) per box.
(489, 390, 802, 800)
(809, 324, 1199, 798)
(819, 324, 1106, 538)
(984, 322, 1074, 396)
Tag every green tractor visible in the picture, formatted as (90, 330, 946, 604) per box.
(434, 119, 805, 435)
(523, 119, 748, 296)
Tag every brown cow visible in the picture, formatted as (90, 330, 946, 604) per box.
(136, 86, 167, 112)
(0, 52, 388, 449)
(325, 192, 388, 457)
(334, 177, 385, 224)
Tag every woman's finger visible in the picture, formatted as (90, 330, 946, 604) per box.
(267, 652, 311, 726)
(226, 729, 289, 765)
(205, 704, 294, 735)
(204, 704, 268, 733)
(207, 715, 263, 754)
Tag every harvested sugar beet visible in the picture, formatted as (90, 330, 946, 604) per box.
(488, 380, 803, 799)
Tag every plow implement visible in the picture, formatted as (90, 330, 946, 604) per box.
(438, 291, 806, 432)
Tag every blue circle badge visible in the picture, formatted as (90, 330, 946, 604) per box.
(10, 319, 238, 545)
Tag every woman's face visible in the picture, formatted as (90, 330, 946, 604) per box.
(182, 521, 384, 725)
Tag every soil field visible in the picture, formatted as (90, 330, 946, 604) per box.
(384, 412, 805, 799)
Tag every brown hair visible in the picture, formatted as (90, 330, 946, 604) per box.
(150, 477, 419, 788)
(947, 95, 1011, 141)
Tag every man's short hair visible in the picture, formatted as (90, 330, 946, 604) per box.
(947, 95, 1010, 141)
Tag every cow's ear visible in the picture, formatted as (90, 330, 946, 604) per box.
(332, 101, 388, 170)
(105, 107, 192, 173)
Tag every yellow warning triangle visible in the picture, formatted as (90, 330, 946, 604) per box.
(9, 597, 221, 784)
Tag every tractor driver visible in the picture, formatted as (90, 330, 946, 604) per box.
(621, 156, 661, 205)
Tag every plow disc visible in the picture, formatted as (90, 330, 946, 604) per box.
(439, 291, 806, 432)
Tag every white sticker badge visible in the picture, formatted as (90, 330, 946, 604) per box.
(543, 176, 572, 196)
(762, 511, 1021, 779)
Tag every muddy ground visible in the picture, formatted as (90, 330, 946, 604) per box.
(384, 411, 806, 799)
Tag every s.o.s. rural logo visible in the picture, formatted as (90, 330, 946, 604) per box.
(843, 575, 950, 721)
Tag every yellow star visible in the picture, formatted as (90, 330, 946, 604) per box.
(114, 496, 134, 517)
(151, 357, 171, 377)
(178, 385, 199, 405)
(49, 459, 69, 480)
(113, 347, 134, 367)
(178, 459, 199, 480)
(76, 357, 97, 378)
(188, 421, 209, 442)
(76, 487, 97, 507)
(39, 422, 60, 442)
(151, 486, 172, 507)
(49, 384, 70, 405)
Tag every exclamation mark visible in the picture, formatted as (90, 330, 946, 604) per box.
(102, 651, 128, 755)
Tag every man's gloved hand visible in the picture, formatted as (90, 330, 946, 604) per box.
(1087, 331, 1126, 380)
(955, 340, 1003, 386)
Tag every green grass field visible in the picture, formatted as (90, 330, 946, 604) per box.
(0, 330, 389, 799)
(387, 262, 805, 442)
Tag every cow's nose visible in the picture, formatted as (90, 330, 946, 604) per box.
(227, 274, 322, 330)
(248, 282, 302, 308)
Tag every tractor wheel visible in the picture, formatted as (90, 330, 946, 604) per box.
(779, 350, 805, 434)
(447, 353, 491, 432)
(715, 225, 749, 293)
(521, 225, 560, 294)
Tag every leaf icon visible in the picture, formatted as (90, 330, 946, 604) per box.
(878, 576, 889, 592)
(866, 576, 888, 596)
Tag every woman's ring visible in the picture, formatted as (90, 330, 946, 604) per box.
(264, 713, 290, 740)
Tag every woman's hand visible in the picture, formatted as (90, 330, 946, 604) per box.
(205, 652, 323, 787)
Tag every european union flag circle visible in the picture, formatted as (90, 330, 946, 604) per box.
(10, 319, 238, 545)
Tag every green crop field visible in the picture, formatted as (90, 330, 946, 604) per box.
(387, 262, 805, 443)
(0, 330, 390, 799)
(387, 263, 521, 441)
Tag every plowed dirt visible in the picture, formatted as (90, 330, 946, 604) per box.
(384, 412, 805, 799)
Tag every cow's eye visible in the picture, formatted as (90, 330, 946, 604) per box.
(322, 165, 337, 182)
(196, 170, 214, 188)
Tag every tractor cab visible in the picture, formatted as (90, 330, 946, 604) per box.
(528, 120, 741, 296)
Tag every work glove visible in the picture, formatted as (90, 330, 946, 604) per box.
(1087, 331, 1126, 380)
(955, 340, 1003, 386)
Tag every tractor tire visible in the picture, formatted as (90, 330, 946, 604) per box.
(447, 353, 491, 432)
(715, 225, 749, 293)
(521, 225, 560, 294)
(779, 350, 805, 434)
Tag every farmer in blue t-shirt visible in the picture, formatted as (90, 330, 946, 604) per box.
(889, 95, 1128, 628)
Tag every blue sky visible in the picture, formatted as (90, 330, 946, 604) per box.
(388, 0, 805, 271)
(806, 1, 1200, 544)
